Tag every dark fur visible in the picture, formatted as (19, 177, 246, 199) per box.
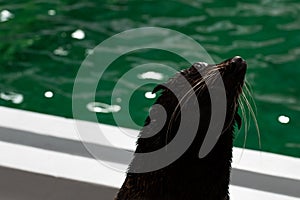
(115, 57, 247, 200)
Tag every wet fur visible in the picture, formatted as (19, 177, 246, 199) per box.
(115, 57, 246, 200)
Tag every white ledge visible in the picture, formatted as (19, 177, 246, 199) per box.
(0, 106, 299, 199)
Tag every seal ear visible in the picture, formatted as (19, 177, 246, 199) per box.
(192, 62, 209, 73)
(235, 113, 242, 130)
(193, 62, 208, 69)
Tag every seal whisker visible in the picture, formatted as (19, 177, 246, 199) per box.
(244, 81, 257, 115)
(242, 92, 261, 150)
(239, 97, 248, 146)
(241, 93, 251, 132)
(237, 97, 247, 162)
(239, 80, 261, 150)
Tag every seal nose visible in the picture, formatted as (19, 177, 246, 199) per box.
(231, 56, 244, 64)
(230, 56, 247, 73)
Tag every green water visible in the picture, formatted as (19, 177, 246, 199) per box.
(1, 0, 300, 157)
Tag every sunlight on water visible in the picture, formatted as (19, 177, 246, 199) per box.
(71, 29, 85, 40)
(0, 92, 23, 104)
(0, 10, 14, 22)
(86, 102, 121, 113)
(1, 0, 300, 157)
(144, 92, 156, 99)
(44, 91, 54, 98)
(48, 10, 56, 16)
(53, 47, 69, 56)
(278, 115, 290, 124)
(138, 71, 164, 80)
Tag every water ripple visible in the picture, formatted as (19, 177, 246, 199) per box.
(255, 93, 298, 105)
(0, 92, 23, 104)
(241, 2, 300, 17)
(230, 25, 262, 35)
(206, 2, 300, 17)
(264, 47, 300, 64)
(205, 38, 285, 53)
(278, 19, 300, 31)
(196, 21, 262, 36)
(147, 16, 206, 27)
(196, 21, 235, 33)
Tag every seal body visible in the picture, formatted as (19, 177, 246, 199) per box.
(115, 56, 247, 200)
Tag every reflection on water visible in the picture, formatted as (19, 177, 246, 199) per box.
(53, 47, 69, 56)
(71, 29, 85, 40)
(0, 92, 23, 104)
(144, 92, 156, 99)
(278, 115, 290, 124)
(286, 143, 300, 149)
(0, 10, 14, 22)
(44, 91, 54, 98)
(138, 71, 164, 80)
(86, 102, 121, 113)
(48, 9, 56, 16)
(0, 0, 300, 157)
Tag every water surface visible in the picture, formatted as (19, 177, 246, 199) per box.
(1, 0, 300, 157)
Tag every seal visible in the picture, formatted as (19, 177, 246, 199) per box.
(114, 56, 247, 200)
